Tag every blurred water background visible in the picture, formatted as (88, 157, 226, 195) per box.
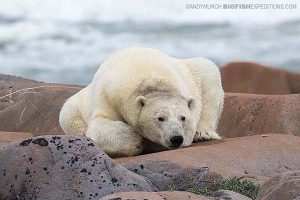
(0, 0, 299, 84)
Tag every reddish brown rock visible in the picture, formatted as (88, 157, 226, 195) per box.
(287, 70, 300, 94)
(0, 74, 40, 95)
(218, 93, 300, 138)
(1, 74, 300, 138)
(0, 131, 33, 148)
(117, 134, 300, 178)
(212, 190, 251, 200)
(0, 74, 83, 135)
(100, 191, 213, 200)
(101, 190, 252, 200)
(221, 62, 300, 94)
(256, 171, 300, 200)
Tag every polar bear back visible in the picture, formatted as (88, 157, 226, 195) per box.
(89, 47, 197, 111)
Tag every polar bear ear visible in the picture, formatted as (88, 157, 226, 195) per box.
(187, 98, 195, 110)
(136, 96, 147, 109)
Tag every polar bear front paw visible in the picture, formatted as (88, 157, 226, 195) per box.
(94, 130, 143, 157)
(106, 126, 144, 157)
(193, 130, 222, 142)
(119, 132, 144, 156)
(86, 119, 144, 157)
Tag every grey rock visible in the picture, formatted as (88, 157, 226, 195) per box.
(126, 160, 183, 191)
(0, 135, 156, 200)
(126, 160, 222, 192)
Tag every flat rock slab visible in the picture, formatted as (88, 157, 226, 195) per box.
(100, 191, 214, 200)
(221, 62, 300, 94)
(218, 93, 300, 138)
(117, 134, 300, 178)
(257, 171, 300, 200)
(0, 131, 33, 148)
(101, 190, 251, 200)
(212, 190, 251, 200)
(0, 135, 156, 200)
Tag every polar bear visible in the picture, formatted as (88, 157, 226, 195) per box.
(59, 47, 224, 157)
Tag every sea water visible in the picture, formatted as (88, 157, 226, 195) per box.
(0, 0, 299, 84)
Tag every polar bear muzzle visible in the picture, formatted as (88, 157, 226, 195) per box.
(162, 123, 185, 149)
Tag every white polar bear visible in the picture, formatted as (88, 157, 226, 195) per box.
(59, 47, 224, 157)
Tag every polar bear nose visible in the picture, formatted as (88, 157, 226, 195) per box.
(170, 135, 183, 148)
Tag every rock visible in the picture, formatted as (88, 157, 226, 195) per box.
(100, 191, 213, 200)
(125, 162, 258, 199)
(101, 190, 253, 200)
(1, 74, 299, 138)
(0, 131, 34, 148)
(256, 171, 300, 200)
(126, 162, 221, 191)
(0, 74, 83, 135)
(0, 135, 156, 199)
(212, 190, 251, 200)
(125, 160, 184, 191)
(221, 62, 300, 94)
(218, 93, 300, 138)
(117, 134, 300, 179)
(0, 74, 40, 94)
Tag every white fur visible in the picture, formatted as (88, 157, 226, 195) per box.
(59, 47, 224, 156)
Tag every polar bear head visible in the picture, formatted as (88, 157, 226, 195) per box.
(136, 93, 197, 149)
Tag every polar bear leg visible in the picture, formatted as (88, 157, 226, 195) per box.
(194, 59, 224, 141)
(183, 58, 224, 141)
(194, 83, 223, 141)
(86, 117, 143, 157)
(59, 96, 87, 136)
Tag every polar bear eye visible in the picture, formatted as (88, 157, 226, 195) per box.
(158, 117, 165, 122)
(181, 116, 186, 121)
(140, 101, 145, 107)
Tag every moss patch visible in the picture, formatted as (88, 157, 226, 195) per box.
(217, 177, 259, 199)
(169, 176, 259, 199)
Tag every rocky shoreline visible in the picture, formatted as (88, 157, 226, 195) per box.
(0, 62, 300, 200)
